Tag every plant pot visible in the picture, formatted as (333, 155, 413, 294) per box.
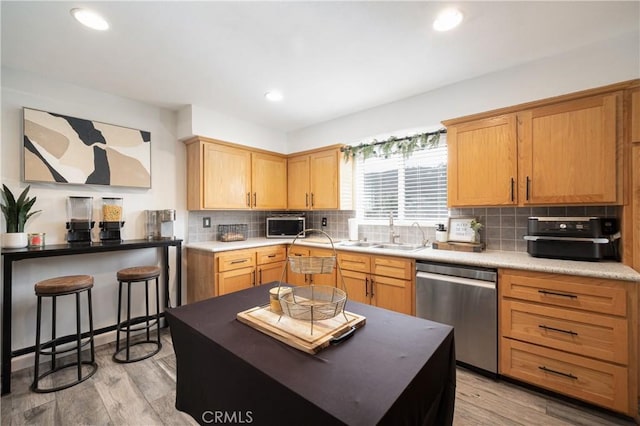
(2, 232, 28, 248)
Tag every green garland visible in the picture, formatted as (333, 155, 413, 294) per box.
(341, 129, 446, 161)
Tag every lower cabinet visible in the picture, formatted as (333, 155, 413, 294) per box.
(186, 245, 287, 302)
(499, 268, 638, 416)
(337, 251, 414, 315)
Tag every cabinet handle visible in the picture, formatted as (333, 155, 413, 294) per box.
(253, 192, 257, 207)
(526, 176, 531, 201)
(538, 289, 577, 299)
(538, 366, 578, 380)
(230, 259, 248, 264)
(259, 269, 263, 285)
(252, 270, 256, 286)
(246, 192, 251, 207)
(365, 277, 369, 296)
(305, 193, 309, 207)
(311, 193, 315, 207)
(510, 178, 515, 202)
(370, 278, 375, 297)
(538, 324, 578, 336)
(267, 254, 276, 258)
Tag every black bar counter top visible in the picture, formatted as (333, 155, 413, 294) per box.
(166, 284, 456, 426)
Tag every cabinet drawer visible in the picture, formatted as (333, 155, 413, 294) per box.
(500, 338, 629, 414)
(372, 256, 413, 280)
(501, 300, 628, 364)
(256, 245, 286, 265)
(500, 269, 627, 316)
(217, 250, 256, 272)
(338, 252, 370, 273)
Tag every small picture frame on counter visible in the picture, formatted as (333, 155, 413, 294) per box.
(447, 217, 477, 243)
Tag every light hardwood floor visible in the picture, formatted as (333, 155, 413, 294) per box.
(2, 330, 637, 425)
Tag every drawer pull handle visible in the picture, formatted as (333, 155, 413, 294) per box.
(230, 259, 248, 264)
(538, 290, 577, 299)
(538, 366, 578, 380)
(538, 324, 578, 336)
(267, 254, 277, 258)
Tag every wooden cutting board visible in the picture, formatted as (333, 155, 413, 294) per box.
(237, 305, 366, 354)
(432, 241, 485, 252)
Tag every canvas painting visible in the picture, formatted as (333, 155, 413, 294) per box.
(23, 108, 151, 188)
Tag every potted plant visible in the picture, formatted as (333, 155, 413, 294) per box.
(1, 185, 41, 248)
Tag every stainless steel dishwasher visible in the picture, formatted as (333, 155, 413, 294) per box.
(416, 261, 497, 374)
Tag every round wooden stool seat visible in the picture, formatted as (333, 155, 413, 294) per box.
(117, 266, 161, 281)
(34, 275, 94, 296)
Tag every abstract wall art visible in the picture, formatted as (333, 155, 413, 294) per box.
(23, 108, 151, 188)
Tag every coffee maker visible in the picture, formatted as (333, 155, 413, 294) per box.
(145, 209, 176, 239)
(99, 197, 125, 242)
(66, 196, 94, 244)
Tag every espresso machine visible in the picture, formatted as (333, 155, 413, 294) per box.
(99, 197, 125, 242)
(66, 196, 94, 244)
(145, 209, 176, 239)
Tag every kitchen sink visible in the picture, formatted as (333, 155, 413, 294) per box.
(337, 241, 383, 247)
(373, 243, 424, 251)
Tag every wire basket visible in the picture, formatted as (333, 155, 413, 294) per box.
(288, 255, 336, 274)
(218, 224, 248, 242)
(279, 285, 347, 322)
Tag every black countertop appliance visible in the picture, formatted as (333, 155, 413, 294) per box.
(524, 217, 620, 261)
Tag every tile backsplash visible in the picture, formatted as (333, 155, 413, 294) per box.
(188, 205, 620, 252)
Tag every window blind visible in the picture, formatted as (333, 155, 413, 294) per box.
(355, 136, 448, 222)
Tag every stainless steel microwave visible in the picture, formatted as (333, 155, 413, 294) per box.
(266, 216, 305, 238)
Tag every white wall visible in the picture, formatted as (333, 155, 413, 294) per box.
(1, 67, 186, 366)
(178, 104, 288, 153)
(288, 31, 640, 151)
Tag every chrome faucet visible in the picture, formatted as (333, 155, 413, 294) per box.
(411, 222, 429, 247)
(389, 212, 400, 244)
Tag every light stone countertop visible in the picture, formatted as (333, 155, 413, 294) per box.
(186, 237, 640, 283)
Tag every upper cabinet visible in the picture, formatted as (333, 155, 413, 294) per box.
(447, 114, 518, 206)
(185, 137, 287, 210)
(518, 93, 620, 205)
(443, 82, 635, 207)
(287, 146, 353, 210)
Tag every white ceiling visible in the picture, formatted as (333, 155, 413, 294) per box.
(2, 1, 639, 132)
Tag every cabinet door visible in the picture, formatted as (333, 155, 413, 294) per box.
(252, 153, 287, 209)
(447, 115, 518, 206)
(203, 144, 252, 209)
(339, 269, 368, 305)
(258, 261, 287, 285)
(371, 275, 412, 315)
(310, 150, 339, 209)
(218, 267, 255, 295)
(518, 93, 620, 204)
(308, 248, 336, 286)
(287, 155, 310, 209)
(630, 88, 640, 144)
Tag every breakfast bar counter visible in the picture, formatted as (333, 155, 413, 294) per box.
(166, 284, 456, 425)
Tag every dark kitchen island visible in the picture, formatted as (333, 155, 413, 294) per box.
(166, 284, 455, 426)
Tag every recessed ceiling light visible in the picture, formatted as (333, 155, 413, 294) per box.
(265, 91, 283, 102)
(433, 8, 463, 32)
(71, 8, 109, 31)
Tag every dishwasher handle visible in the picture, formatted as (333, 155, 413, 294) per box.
(416, 271, 496, 290)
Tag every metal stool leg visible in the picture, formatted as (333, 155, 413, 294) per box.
(145, 279, 150, 341)
(51, 295, 57, 370)
(126, 281, 131, 361)
(75, 292, 82, 381)
(115, 280, 123, 354)
(155, 276, 161, 346)
(87, 289, 95, 363)
(32, 296, 42, 390)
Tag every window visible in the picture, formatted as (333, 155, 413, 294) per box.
(355, 136, 448, 223)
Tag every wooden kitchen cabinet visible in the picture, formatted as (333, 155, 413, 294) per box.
(443, 82, 632, 207)
(217, 249, 256, 295)
(256, 245, 287, 285)
(337, 251, 414, 315)
(184, 137, 287, 210)
(287, 146, 353, 210)
(498, 268, 638, 416)
(447, 114, 518, 206)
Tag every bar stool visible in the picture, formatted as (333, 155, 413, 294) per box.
(113, 265, 162, 363)
(31, 275, 97, 393)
